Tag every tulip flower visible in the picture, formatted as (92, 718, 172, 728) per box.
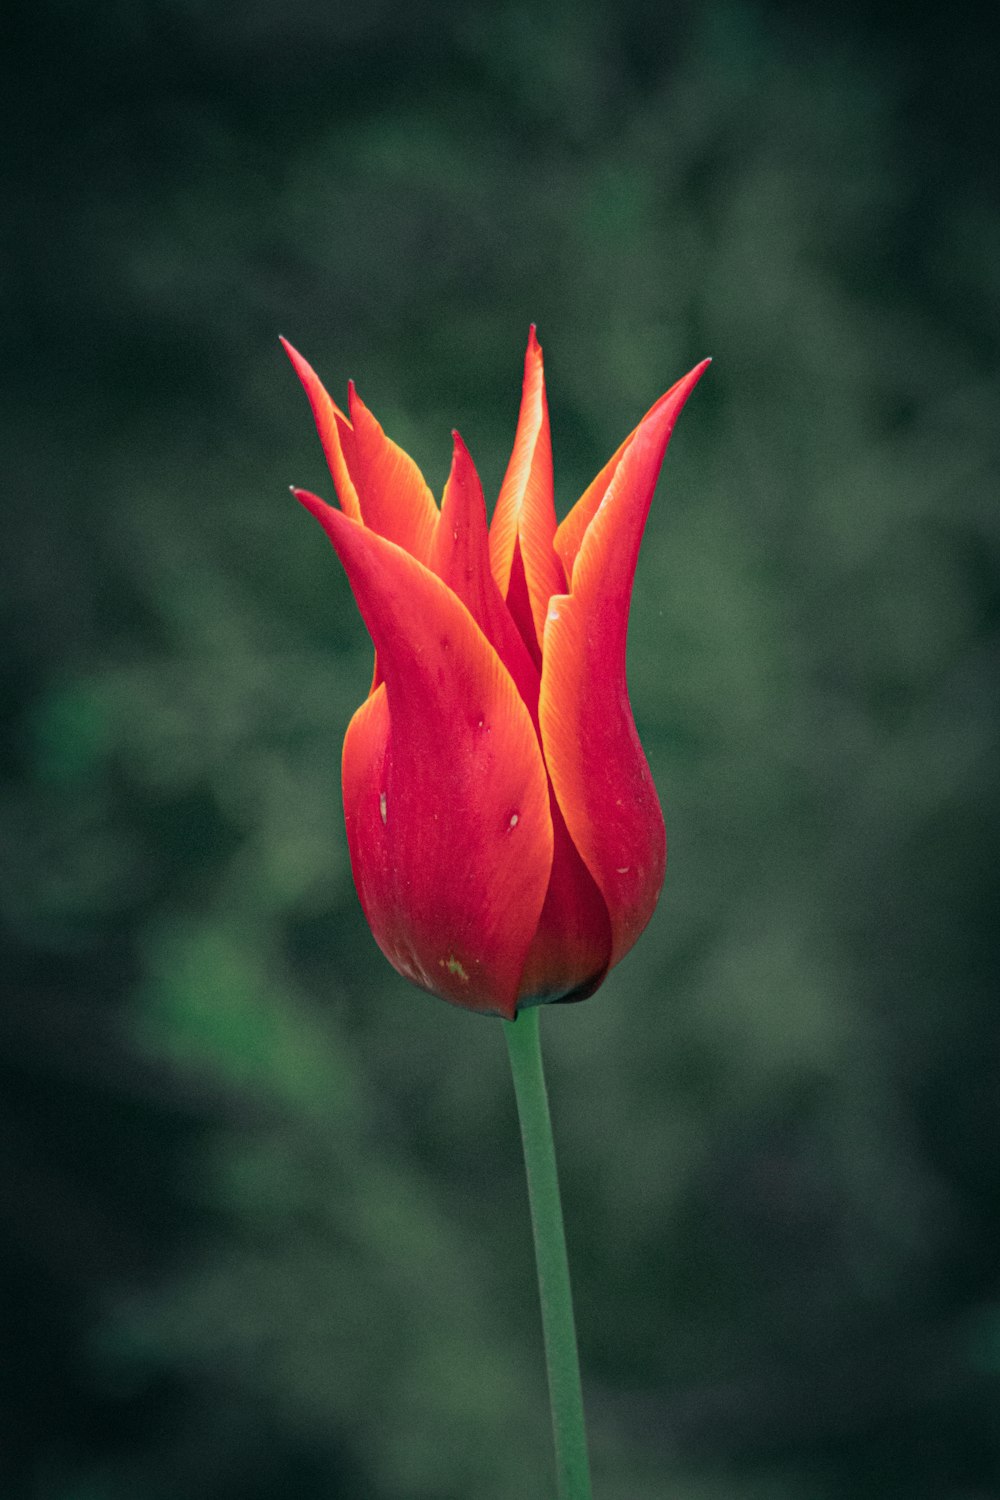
(283, 330, 708, 1022)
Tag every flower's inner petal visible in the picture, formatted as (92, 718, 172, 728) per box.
(316, 505, 554, 1019)
(488, 327, 566, 661)
(348, 383, 440, 565)
(430, 434, 540, 713)
(280, 339, 361, 521)
(517, 792, 612, 1005)
(503, 540, 542, 672)
(540, 361, 709, 967)
(554, 370, 697, 584)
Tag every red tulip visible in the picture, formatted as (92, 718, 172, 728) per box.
(284, 330, 708, 1020)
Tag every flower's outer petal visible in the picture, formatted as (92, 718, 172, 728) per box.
(280, 338, 361, 521)
(303, 499, 554, 1019)
(347, 383, 439, 565)
(430, 432, 540, 714)
(488, 328, 566, 662)
(554, 368, 705, 583)
(539, 360, 709, 968)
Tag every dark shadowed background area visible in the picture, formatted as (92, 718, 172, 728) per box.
(3, 1, 999, 1496)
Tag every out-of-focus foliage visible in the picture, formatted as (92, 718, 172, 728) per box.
(3, 1, 998, 1496)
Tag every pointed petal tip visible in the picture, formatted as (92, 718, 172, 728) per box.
(634, 357, 711, 449)
(553, 354, 709, 585)
(677, 356, 712, 390)
(279, 336, 309, 373)
(447, 430, 473, 486)
(684, 356, 712, 390)
(346, 379, 383, 439)
(280, 336, 303, 370)
(292, 486, 338, 522)
(649, 357, 711, 437)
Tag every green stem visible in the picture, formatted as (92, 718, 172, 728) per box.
(504, 1005, 593, 1500)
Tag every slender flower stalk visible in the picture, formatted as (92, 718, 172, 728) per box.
(504, 1006, 592, 1500)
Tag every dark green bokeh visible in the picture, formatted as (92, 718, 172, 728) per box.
(4, 2, 999, 1496)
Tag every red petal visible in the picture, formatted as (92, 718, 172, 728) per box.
(430, 433, 540, 714)
(488, 328, 566, 662)
(347, 384, 439, 565)
(517, 794, 613, 1005)
(554, 365, 710, 583)
(539, 360, 709, 967)
(314, 505, 554, 1019)
(280, 338, 361, 522)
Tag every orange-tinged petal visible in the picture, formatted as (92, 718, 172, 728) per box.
(348, 383, 439, 564)
(488, 328, 566, 662)
(430, 432, 540, 714)
(309, 503, 554, 1019)
(280, 338, 361, 522)
(554, 369, 702, 583)
(539, 360, 709, 967)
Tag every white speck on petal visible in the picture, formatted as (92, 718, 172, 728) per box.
(616, 866, 630, 874)
(508, 813, 519, 829)
(379, 792, 387, 825)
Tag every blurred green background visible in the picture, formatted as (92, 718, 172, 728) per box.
(4, 1, 999, 1496)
